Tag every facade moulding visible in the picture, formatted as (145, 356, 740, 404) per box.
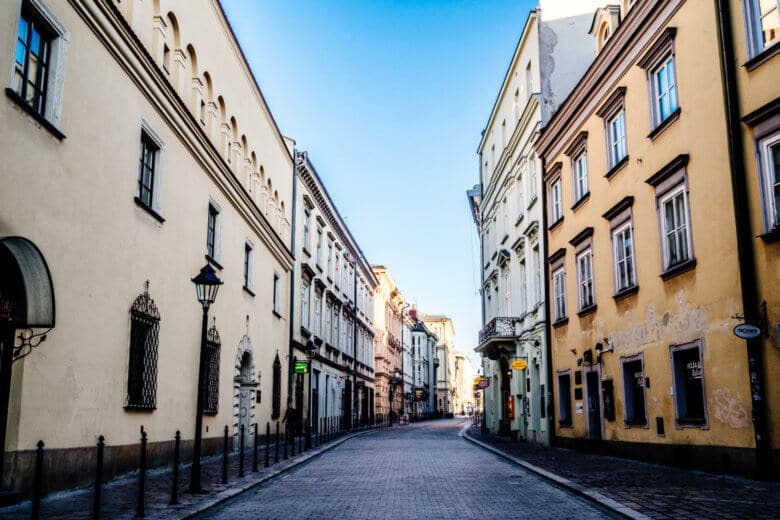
(71, 0, 294, 268)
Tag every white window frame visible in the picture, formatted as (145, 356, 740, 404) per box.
(549, 176, 563, 223)
(612, 222, 636, 292)
(301, 279, 311, 330)
(272, 272, 281, 315)
(9, 0, 70, 126)
(314, 290, 322, 337)
(659, 185, 693, 270)
(576, 248, 595, 310)
(137, 120, 166, 215)
(758, 131, 780, 231)
(650, 53, 679, 126)
(316, 229, 323, 268)
(303, 209, 311, 253)
(742, 0, 780, 59)
(528, 156, 538, 204)
(552, 267, 567, 321)
(573, 151, 589, 202)
(606, 108, 628, 168)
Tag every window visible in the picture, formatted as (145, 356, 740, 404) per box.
(573, 151, 588, 201)
(325, 300, 332, 343)
(660, 187, 692, 269)
(613, 223, 636, 292)
(138, 132, 159, 208)
(557, 372, 573, 426)
(327, 243, 333, 278)
(301, 279, 310, 329)
(12, 5, 54, 116)
(743, 0, 780, 59)
(552, 268, 567, 321)
(651, 55, 678, 124)
(333, 309, 340, 349)
(532, 244, 541, 305)
(334, 252, 341, 287)
(206, 204, 219, 260)
(670, 341, 707, 427)
(126, 286, 160, 410)
(303, 210, 311, 252)
(607, 109, 627, 167)
(316, 229, 323, 267)
(758, 132, 780, 231)
(621, 355, 647, 426)
(577, 249, 595, 310)
(243, 243, 254, 291)
(549, 177, 563, 223)
(272, 353, 281, 419)
(203, 324, 221, 415)
(528, 156, 538, 202)
(314, 290, 322, 336)
(272, 273, 281, 314)
(518, 256, 527, 315)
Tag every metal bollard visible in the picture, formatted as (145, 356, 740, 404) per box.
(284, 424, 290, 460)
(252, 423, 259, 473)
(221, 426, 228, 485)
(135, 426, 147, 518)
(265, 422, 270, 468)
(31, 440, 44, 520)
(238, 424, 245, 478)
(274, 422, 280, 464)
(93, 435, 105, 519)
(170, 431, 180, 506)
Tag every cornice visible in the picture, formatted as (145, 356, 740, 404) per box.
(645, 154, 689, 187)
(73, 0, 294, 268)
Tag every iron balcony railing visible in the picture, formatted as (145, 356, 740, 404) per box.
(478, 317, 520, 345)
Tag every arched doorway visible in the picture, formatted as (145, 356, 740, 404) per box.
(0, 236, 55, 484)
(233, 336, 255, 449)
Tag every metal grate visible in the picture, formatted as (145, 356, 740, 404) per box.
(203, 325, 221, 415)
(126, 286, 160, 410)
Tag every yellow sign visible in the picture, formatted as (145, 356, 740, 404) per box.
(512, 360, 527, 371)
(474, 376, 485, 384)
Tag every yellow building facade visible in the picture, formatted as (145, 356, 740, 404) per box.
(536, 0, 777, 475)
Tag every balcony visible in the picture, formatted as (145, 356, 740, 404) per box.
(476, 317, 520, 360)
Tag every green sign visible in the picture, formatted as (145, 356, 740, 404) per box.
(294, 360, 309, 374)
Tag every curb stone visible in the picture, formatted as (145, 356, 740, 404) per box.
(459, 425, 649, 520)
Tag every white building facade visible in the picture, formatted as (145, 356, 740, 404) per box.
(468, 2, 603, 444)
(292, 152, 377, 432)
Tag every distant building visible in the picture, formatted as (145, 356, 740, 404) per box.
(372, 266, 407, 419)
(420, 314, 457, 415)
(409, 308, 437, 417)
(454, 354, 476, 415)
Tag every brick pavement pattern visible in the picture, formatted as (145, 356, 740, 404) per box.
(469, 425, 780, 520)
(198, 419, 614, 520)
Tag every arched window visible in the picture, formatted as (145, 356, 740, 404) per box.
(204, 323, 221, 415)
(126, 284, 160, 410)
(272, 353, 281, 419)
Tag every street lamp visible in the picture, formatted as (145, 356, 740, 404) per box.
(304, 340, 317, 449)
(389, 368, 402, 424)
(189, 264, 222, 493)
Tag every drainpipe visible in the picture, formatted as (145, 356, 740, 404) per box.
(539, 154, 555, 448)
(714, 0, 769, 476)
(286, 151, 299, 409)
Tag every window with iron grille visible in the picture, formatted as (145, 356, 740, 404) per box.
(272, 353, 281, 419)
(203, 324, 221, 415)
(138, 132, 158, 208)
(126, 285, 160, 410)
(13, 5, 54, 117)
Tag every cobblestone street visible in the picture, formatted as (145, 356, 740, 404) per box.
(197, 419, 614, 520)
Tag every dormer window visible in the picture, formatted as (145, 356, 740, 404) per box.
(589, 6, 621, 54)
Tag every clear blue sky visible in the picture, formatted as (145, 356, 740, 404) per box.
(222, 0, 536, 367)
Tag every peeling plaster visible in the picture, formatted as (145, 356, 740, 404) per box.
(712, 388, 750, 429)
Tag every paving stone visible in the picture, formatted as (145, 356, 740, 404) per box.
(199, 419, 615, 520)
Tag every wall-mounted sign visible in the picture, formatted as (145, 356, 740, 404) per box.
(733, 323, 761, 339)
(335, 377, 344, 387)
(511, 360, 527, 371)
(575, 402, 583, 414)
(294, 360, 309, 374)
(476, 379, 490, 389)
(474, 376, 485, 385)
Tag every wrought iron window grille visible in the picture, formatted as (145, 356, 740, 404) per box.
(125, 282, 160, 410)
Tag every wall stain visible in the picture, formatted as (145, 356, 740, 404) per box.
(712, 388, 750, 429)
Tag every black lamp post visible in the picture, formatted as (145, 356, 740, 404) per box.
(304, 340, 317, 449)
(389, 369, 401, 425)
(189, 264, 222, 493)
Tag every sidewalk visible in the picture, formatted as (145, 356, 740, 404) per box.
(463, 424, 780, 519)
(0, 428, 378, 520)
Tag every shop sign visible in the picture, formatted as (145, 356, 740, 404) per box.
(512, 360, 527, 371)
(474, 376, 485, 385)
(476, 379, 490, 389)
(686, 360, 702, 380)
(294, 360, 309, 374)
(335, 377, 344, 387)
(575, 402, 583, 414)
(414, 390, 424, 401)
(733, 323, 761, 339)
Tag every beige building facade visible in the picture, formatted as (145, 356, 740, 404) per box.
(420, 314, 457, 415)
(372, 267, 405, 419)
(291, 152, 377, 432)
(453, 353, 476, 416)
(0, 0, 294, 493)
